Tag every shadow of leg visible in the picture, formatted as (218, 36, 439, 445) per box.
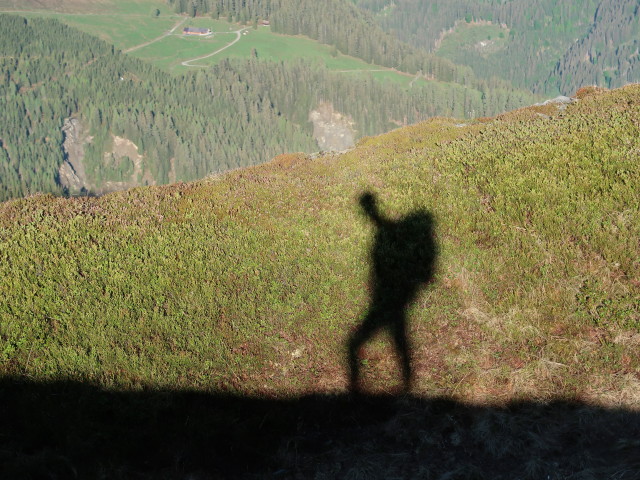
(391, 315, 412, 392)
(348, 311, 381, 393)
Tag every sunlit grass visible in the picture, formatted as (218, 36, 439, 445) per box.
(129, 33, 232, 71)
(55, 14, 176, 49)
(1, 85, 638, 405)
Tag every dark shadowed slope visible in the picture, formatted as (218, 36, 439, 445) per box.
(2, 378, 640, 479)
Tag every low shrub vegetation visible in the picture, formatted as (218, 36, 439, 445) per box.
(1, 85, 639, 478)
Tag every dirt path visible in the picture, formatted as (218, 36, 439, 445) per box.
(334, 69, 390, 73)
(181, 27, 249, 67)
(0, 9, 164, 17)
(408, 73, 421, 88)
(124, 16, 187, 54)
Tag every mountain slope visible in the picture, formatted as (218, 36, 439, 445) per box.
(354, 0, 640, 95)
(2, 84, 638, 391)
(0, 14, 539, 201)
(1, 84, 639, 477)
(543, 0, 640, 94)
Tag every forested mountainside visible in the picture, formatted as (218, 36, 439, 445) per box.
(2, 85, 639, 478)
(545, 0, 640, 95)
(353, 0, 640, 96)
(169, 0, 519, 90)
(0, 15, 311, 200)
(0, 14, 537, 202)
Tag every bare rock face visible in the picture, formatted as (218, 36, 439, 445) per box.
(58, 161, 83, 193)
(59, 117, 154, 195)
(59, 117, 91, 195)
(308, 102, 355, 152)
(534, 95, 576, 110)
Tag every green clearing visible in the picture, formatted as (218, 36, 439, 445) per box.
(102, 0, 169, 15)
(0, 0, 175, 50)
(183, 17, 242, 32)
(0, 0, 167, 15)
(437, 22, 509, 59)
(195, 26, 373, 69)
(140, 22, 422, 85)
(51, 14, 177, 50)
(130, 33, 234, 71)
(125, 19, 411, 80)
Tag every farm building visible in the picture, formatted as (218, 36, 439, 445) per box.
(183, 27, 211, 36)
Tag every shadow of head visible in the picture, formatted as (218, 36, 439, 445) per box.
(359, 191, 378, 218)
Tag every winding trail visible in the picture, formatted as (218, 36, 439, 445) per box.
(181, 27, 249, 67)
(408, 73, 421, 88)
(0, 10, 152, 16)
(124, 17, 187, 54)
(334, 69, 389, 73)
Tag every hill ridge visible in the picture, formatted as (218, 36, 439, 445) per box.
(1, 84, 639, 477)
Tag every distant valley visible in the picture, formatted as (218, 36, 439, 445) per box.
(0, 0, 638, 200)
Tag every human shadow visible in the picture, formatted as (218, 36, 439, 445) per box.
(2, 377, 640, 479)
(348, 192, 438, 392)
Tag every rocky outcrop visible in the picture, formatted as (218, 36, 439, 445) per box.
(308, 102, 355, 152)
(59, 117, 91, 195)
(98, 135, 148, 194)
(58, 117, 152, 196)
(534, 95, 576, 110)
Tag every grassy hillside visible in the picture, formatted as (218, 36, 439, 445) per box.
(2, 85, 640, 477)
(0, 0, 163, 14)
(0, 0, 443, 83)
(8, 8, 448, 83)
(129, 19, 420, 79)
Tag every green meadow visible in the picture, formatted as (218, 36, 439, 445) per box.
(127, 19, 418, 82)
(193, 25, 374, 69)
(0, 0, 432, 85)
(0, 0, 169, 15)
(50, 14, 177, 50)
(436, 22, 510, 60)
(129, 33, 233, 71)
